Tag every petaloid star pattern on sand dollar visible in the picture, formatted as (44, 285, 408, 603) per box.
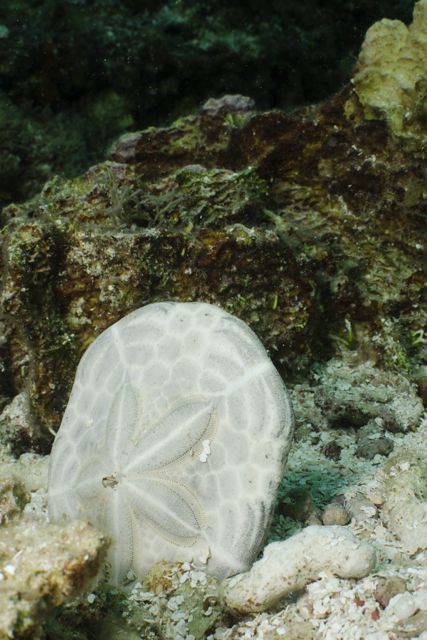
(48, 301, 294, 584)
(75, 384, 217, 558)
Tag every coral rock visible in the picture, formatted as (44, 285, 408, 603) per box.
(223, 525, 377, 614)
(0, 518, 108, 640)
(347, 0, 427, 136)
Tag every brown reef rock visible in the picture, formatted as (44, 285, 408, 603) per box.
(0, 1, 426, 447)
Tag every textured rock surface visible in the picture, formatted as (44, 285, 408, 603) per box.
(0, 518, 107, 640)
(0, 3, 426, 638)
(0, 161, 314, 441)
(0, 474, 29, 525)
(347, 0, 427, 135)
(378, 449, 427, 554)
(313, 359, 424, 432)
(0, 392, 36, 455)
(290, 357, 424, 436)
(223, 525, 377, 614)
(48, 302, 293, 583)
(119, 561, 224, 640)
(1, 11, 426, 442)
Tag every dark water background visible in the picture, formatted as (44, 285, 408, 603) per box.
(0, 0, 414, 206)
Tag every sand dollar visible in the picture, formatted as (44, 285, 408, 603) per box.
(48, 301, 294, 583)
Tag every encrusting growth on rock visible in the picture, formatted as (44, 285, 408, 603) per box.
(0, 518, 108, 640)
(0, 1, 426, 638)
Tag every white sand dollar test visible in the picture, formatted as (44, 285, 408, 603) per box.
(48, 301, 294, 583)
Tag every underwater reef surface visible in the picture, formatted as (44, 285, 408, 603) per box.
(0, 3, 425, 446)
(0, 1, 425, 638)
(0, 0, 414, 208)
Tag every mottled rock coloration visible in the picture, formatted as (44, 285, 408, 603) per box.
(379, 449, 427, 554)
(313, 359, 424, 432)
(347, 0, 427, 136)
(0, 4, 424, 454)
(48, 302, 293, 583)
(0, 474, 29, 525)
(0, 162, 314, 443)
(223, 525, 377, 614)
(0, 518, 107, 640)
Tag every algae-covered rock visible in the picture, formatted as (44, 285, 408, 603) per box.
(0, 0, 415, 208)
(290, 357, 424, 438)
(0, 159, 315, 438)
(0, 7, 425, 444)
(0, 475, 29, 526)
(314, 359, 424, 432)
(94, 562, 225, 640)
(0, 393, 38, 455)
(140, 561, 224, 640)
(346, 0, 427, 139)
(0, 518, 108, 640)
(0, 442, 47, 499)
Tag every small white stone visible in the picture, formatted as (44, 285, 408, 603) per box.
(414, 588, 427, 610)
(87, 593, 96, 604)
(387, 592, 417, 620)
(4, 564, 16, 576)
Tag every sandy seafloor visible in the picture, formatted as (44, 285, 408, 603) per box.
(215, 417, 427, 640)
(1, 390, 426, 640)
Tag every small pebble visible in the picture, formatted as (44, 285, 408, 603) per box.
(355, 420, 394, 460)
(356, 436, 394, 459)
(322, 503, 350, 526)
(374, 576, 407, 608)
(397, 610, 427, 637)
(278, 488, 315, 522)
(387, 592, 417, 620)
(365, 632, 389, 640)
(344, 493, 377, 522)
(369, 493, 385, 506)
(415, 588, 427, 611)
(322, 441, 342, 461)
